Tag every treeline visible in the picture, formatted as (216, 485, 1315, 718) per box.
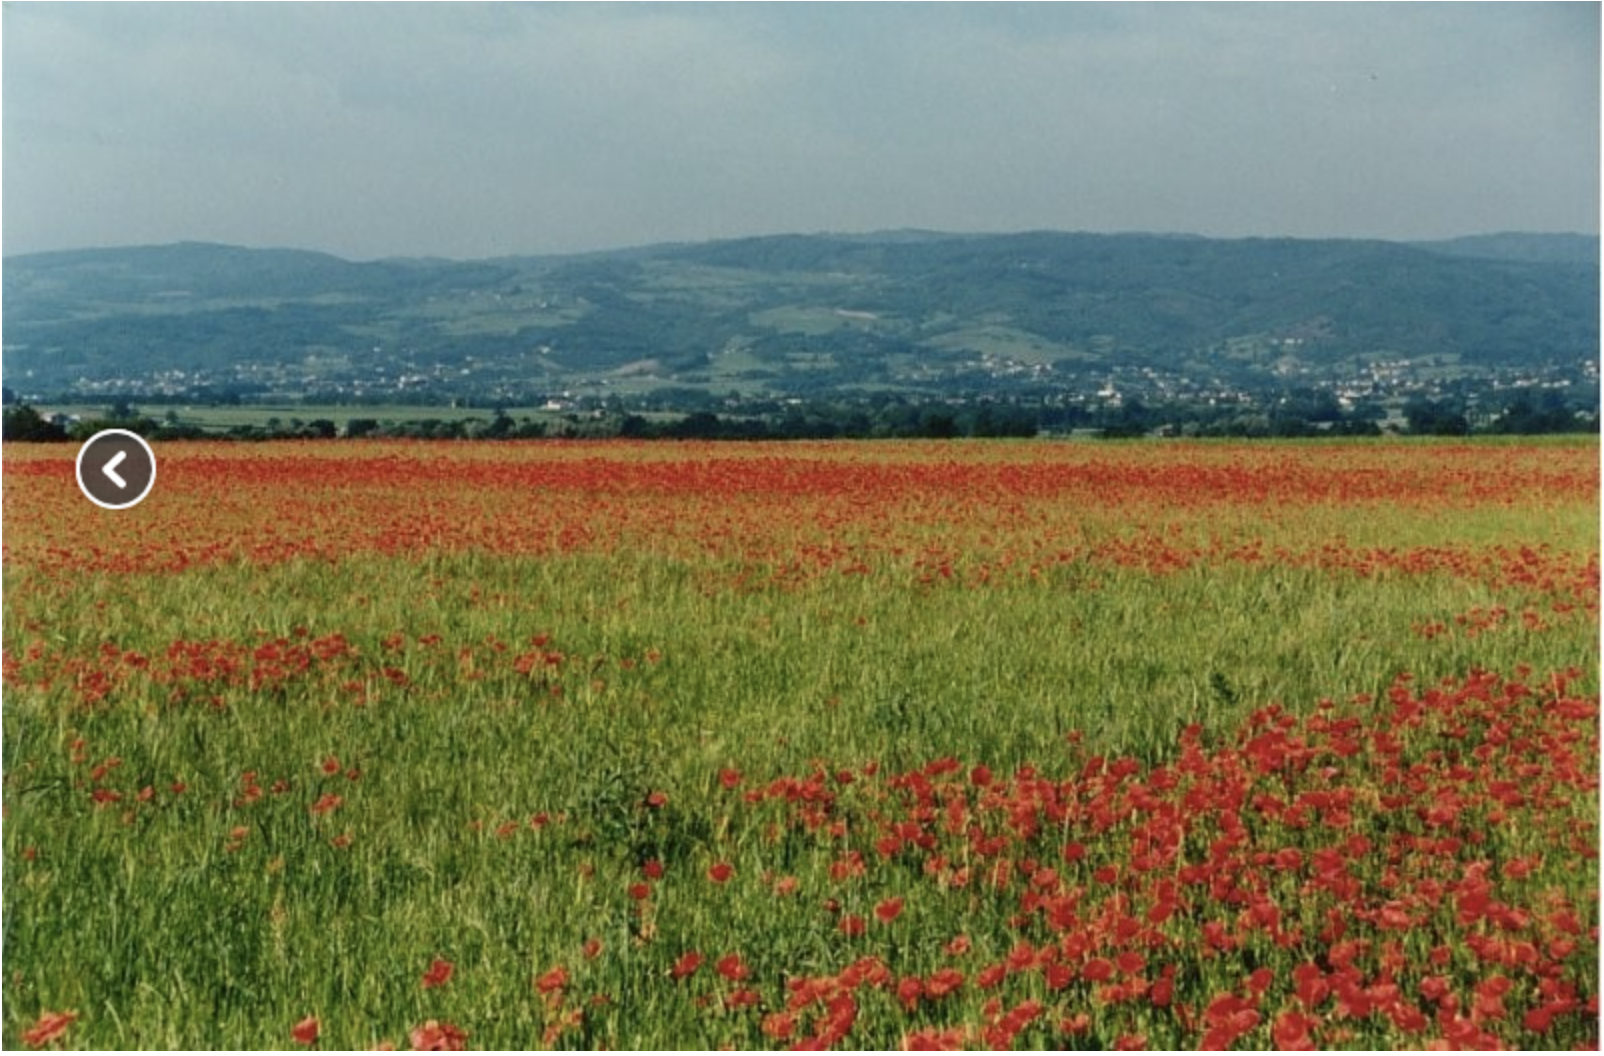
(4, 392, 1596, 443)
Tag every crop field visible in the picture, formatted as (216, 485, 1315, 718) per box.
(2, 438, 1598, 1049)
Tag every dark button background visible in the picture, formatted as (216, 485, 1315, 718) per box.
(79, 432, 156, 507)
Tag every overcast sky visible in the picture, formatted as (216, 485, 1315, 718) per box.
(4, 3, 1598, 260)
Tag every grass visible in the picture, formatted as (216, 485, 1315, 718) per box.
(927, 325, 1090, 365)
(2, 439, 1596, 1048)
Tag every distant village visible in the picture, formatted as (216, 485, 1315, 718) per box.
(18, 345, 1596, 413)
(6, 347, 1596, 442)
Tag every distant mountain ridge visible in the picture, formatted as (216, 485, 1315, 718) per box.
(1409, 232, 1599, 266)
(4, 230, 1596, 403)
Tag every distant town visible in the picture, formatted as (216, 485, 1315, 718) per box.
(5, 348, 1596, 444)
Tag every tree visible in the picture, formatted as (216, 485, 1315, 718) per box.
(485, 408, 516, 439)
(1, 404, 69, 442)
(918, 411, 958, 439)
(1403, 397, 1469, 436)
(670, 411, 724, 439)
(69, 411, 158, 441)
(1491, 393, 1581, 435)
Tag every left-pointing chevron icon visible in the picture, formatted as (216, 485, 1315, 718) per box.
(102, 450, 128, 489)
(76, 430, 157, 510)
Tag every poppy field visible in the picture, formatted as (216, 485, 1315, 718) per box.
(2, 438, 1598, 1049)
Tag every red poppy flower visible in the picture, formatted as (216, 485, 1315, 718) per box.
(535, 965, 569, 994)
(761, 1011, 797, 1041)
(1061, 1013, 1091, 1035)
(716, 953, 749, 982)
(408, 1020, 467, 1052)
(22, 1011, 77, 1048)
(725, 988, 761, 1010)
(903, 1026, 965, 1051)
(874, 896, 904, 924)
(976, 963, 1007, 989)
(708, 861, 734, 884)
(421, 957, 453, 989)
(308, 793, 342, 816)
(291, 1015, 319, 1046)
(925, 967, 965, 1000)
(1272, 1010, 1315, 1050)
(671, 951, 703, 980)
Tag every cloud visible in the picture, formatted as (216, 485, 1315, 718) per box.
(4, 3, 1596, 258)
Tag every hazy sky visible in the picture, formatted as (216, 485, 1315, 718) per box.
(4, 3, 1598, 260)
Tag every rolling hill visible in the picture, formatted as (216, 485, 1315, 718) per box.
(3, 231, 1596, 404)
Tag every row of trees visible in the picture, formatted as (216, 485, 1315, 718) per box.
(4, 392, 1595, 443)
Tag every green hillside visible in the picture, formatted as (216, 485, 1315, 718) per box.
(4, 231, 1595, 404)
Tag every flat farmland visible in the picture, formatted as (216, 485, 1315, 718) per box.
(2, 439, 1597, 1049)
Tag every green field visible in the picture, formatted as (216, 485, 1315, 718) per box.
(2, 439, 1597, 1049)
